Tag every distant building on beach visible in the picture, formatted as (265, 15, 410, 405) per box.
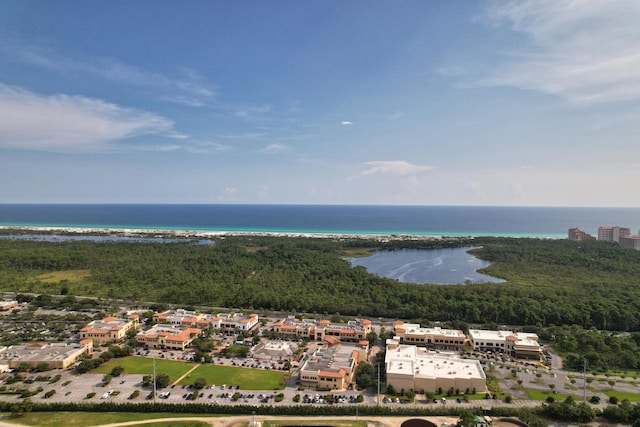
(567, 228, 595, 241)
(598, 226, 630, 243)
(619, 234, 640, 250)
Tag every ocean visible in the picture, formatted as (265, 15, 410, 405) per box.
(0, 204, 639, 238)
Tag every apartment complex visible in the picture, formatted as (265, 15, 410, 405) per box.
(385, 338, 486, 394)
(468, 329, 541, 359)
(0, 340, 93, 370)
(299, 340, 367, 390)
(136, 324, 202, 351)
(273, 316, 372, 343)
(598, 226, 631, 243)
(79, 315, 139, 345)
(567, 228, 595, 241)
(392, 321, 466, 350)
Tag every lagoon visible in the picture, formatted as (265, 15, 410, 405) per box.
(347, 247, 504, 285)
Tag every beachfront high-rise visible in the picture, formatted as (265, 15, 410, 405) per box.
(598, 226, 630, 243)
(568, 227, 595, 241)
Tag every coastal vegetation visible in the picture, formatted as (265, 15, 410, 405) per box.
(1, 235, 640, 370)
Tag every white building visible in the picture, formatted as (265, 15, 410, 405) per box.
(468, 329, 541, 360)
(392, 322, 466, 350)
(619, 235, 640, 250)
(598, 226, 630, 243)
(385, 339, 486, 394)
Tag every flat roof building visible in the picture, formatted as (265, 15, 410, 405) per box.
(251, 341, 297, 362)
(619, 235, 640, 250)
(598, 226, 631, 243)
(468, 330, 541, 360)
(385, 338, 486, 394)
(299, 340, 367, 391)
(0, 340, 93, 370)
(393, 321, 466, 350)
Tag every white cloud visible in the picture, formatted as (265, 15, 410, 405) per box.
(261, 143, 288, 154)
(481, 0, 640, 104)
(232, 105, 272, 119)
(216, 186, 241, 202)
(2, 44, 215, 105)
(0, 84, 176, 152)
(341, 121, 354, 125)
(186, 140, 230, 154)
(362, 160, 432, 176)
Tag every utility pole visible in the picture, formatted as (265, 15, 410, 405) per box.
(153, 356, 157, 404)
(583, 359, 587, 403)
(377, 362, 380, 406)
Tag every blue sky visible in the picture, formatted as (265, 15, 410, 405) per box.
(1, 1, 639, 206)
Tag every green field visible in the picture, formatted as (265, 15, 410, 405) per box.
(179, 364, 287, 390)
(1, 412, 216, 427)
(91, 356, 196, 384)
(92, 356, 287, 390)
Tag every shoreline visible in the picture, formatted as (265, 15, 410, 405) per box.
(0, 225, 447, 241)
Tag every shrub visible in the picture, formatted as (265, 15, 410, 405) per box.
(85, 392, 96, 399)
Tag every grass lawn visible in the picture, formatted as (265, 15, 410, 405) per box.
(179, 364, 287, 390)
(604, 390, 640, 402)
(525, 389, 568, 401)
(91, 356, 196, 384)
(1, 412, 216, 427)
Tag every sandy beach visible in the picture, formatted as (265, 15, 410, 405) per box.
(0, 225, 443, 241)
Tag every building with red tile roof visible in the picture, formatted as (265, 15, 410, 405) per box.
(79, 315, 139, 345)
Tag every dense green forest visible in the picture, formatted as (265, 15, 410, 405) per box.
(1, 236, 639, 333)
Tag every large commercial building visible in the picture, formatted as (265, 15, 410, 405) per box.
(385, 339, 486, 394)
(598, 226, 631, 243)
(299, 340, 368, 390)
(392, 321, 466, 350)
(136, 324, 202, 351)
(273, 317, 372, 343)
(468, 330, 541, 360)
(0, 340, 93, 370)
(79, 315, 139, 345)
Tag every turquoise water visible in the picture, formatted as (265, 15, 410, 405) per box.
(1, 204, 638, 238)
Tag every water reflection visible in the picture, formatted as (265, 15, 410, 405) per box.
(347, 247, 504, 285)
